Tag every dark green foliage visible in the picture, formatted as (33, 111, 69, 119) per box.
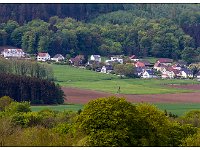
(1, 4, 200, 61)
(5, 101, 31, 114)
(0, 73, 64, 104)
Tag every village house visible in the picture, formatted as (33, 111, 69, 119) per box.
(134, 67, 145, 77)
(142, 69, 157, 79)
(90, 55, 101, 62)
(37, 52, 51, 61)
(171, 63, 182, 70)
(135, 60, 151, 68)
(196, 71, 200, 80)
(154, 62, 167, 72)
(110, 56, 123, 64)
(69, 55, 85, 66)
(101, 65, 113, 74)
(1, 48, 25, 58)
(51, 54, 65, 62)
(180, 68, 193, 78)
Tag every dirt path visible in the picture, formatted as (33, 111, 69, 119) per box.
(62, 86, 200, 104)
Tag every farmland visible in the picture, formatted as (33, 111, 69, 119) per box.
(52, 64, 199, 95)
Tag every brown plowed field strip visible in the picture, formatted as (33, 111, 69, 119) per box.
(62, 84, 200, 104)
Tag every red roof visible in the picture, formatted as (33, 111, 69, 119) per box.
(4, 48, 24, 53)
(129, 55, 137, 59)
(38, 53, 49, 57)
(158, 58, 173, 63)
(135, 61, 145, 67)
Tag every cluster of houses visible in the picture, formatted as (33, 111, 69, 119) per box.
(0, 48, 198, 79)
(0, 48, 65, 62)
(84, 55, 196, 79)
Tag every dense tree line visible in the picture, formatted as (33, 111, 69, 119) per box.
(0, 4, 124, 24)
(0, 58, 54, 80)
(0, 17, 200, 64)
(0, 96, 200, 146)
(1, 4, 200, 63)
(0, 73, 64, 104)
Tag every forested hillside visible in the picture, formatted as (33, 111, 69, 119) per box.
(1, 4, 200, 63)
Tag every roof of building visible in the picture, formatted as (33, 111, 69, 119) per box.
(91, 55, 101, 59)
(103, 65, 113, 70)
(38, 52, 49, 57)
(129, 55, 137, 59)
(158, 58, 173, 63)
(145, 69, 155, 75)
(53, 54, 64, 58)
(3, 48, 24, 53)
(181, 68, 193, 74)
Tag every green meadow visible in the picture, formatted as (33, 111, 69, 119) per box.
(52, 64, 199, 95)
(31, 103, 200, 117)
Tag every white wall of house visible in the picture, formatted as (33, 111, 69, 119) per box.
(101, 66, 107, 73)
(90, 55, 101, 62)
(37, 54, 50, 61)
(2, 49, 25, 58)
(51, 56, 64, 62)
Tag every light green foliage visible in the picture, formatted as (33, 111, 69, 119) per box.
(181, 129, 200, 146)
(0, 117, 21, 146)
(114, 64, 135, 77)
(0, 96, 14, 111)
(75, 96, 138, 146)
(135, 103, 172, 146)
(52, 123, 71, 135)
(179, 110, 200, 127)
(8, 126, 69, 146)
(5, 101, 31, 115)
(11, 112, 42, 128)
(135, 104, 197, 146)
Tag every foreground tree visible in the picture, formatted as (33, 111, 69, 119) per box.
(75, 96, 139, 146)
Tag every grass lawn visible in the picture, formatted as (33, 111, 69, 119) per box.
(31, 103, 200, 117)
(52, 64, 199, 94)
(153, 103, 200, 116)
(142, 57, 158, 64)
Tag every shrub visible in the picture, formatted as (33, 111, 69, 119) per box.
(0, 96, 14, 111)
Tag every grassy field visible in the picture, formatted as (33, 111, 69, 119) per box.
(52, 64, 199, 94)
(31, 103, 200, 116)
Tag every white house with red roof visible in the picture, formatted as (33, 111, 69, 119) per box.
(2, 48, 25, 58)
(37, 52, 50, 61)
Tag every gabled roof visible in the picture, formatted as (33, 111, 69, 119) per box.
(3, 48, 24, 53)
(129, 55, 137, 59)
(145, 69, 155, 75)
(172, 63, 181, 68)
(196, 71, 200, 76)
(103, 65, 113, 70)
(38, 52, 49, 57)
(140, 60, 151, 65)
(91, 55, 101, 59)
(53, 54, 64, 58)
(158, 58, 173, 63)
(135, 61, 145, 67)
(181, 68, 193, 74)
